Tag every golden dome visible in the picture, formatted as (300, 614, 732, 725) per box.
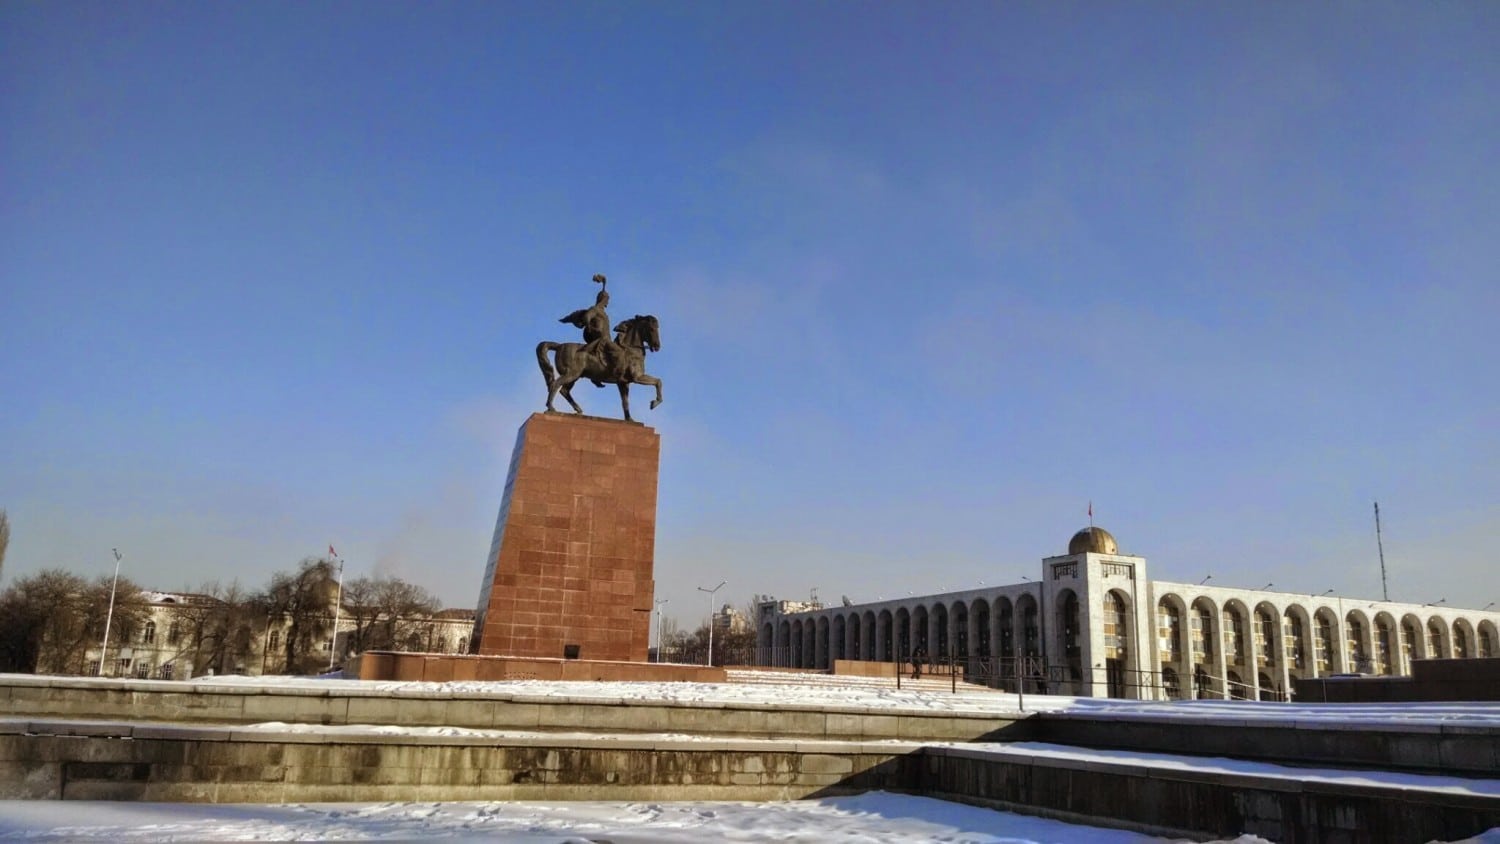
(1068, 526, 1118, 555)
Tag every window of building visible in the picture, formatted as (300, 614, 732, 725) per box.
(1374, 624, 1391, 674)
(1454, 626, 1470, 658)
(269, 630, 280, 651)
(1101, 592, 1125, 658)
(135, 662, 150, 679)
(1314, 617, 1332, 671)
(1346, 618, 1366, 670)
(1191, 606, 1214, 661)
(1158, 604, 1180, 662)
(142, 621, 156, 645)
(159, 662, 175, 681)
(1255, 612, 1274, 666)
(167, 623, 180, 645)
(1283, 614, 1305, 669)
(1222, 610, 1244, 666)
(1021, 604, 1039, 657)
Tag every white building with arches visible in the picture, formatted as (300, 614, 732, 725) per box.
(754, 526, 1500, 700)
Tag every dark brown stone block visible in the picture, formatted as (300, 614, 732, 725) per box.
(473, 413, 659, 662)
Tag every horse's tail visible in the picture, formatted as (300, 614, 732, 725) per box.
(536, 341, 559, 391)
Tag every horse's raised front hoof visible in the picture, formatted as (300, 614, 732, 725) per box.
(650, 399, 662, 409)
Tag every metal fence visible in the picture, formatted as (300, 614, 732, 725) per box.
(733, 648, 1292, 702)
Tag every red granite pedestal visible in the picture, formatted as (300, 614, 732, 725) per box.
(472, 412, 659, 662)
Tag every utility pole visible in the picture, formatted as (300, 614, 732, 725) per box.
(697, 581, 726, 667)
(1374, 501, 1389, 602)
(654, 598, 669, 663)
(98, 548, 123, 677)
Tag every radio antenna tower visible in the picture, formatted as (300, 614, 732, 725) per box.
(1374, 501, 1389, 602)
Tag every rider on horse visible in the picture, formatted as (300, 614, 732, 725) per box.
(560, 274, 625, 386)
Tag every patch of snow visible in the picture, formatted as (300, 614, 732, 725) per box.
(0, 792, 1244, 842)
(164, 674, 1500, 727)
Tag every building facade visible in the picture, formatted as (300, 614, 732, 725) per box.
(755, 527, 1500, 700)
(79, 590, 477, 679)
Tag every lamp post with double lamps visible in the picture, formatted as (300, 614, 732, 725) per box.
(697, 581, 726, 666)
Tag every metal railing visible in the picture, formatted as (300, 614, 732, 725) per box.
(743, 647, 1298, 702)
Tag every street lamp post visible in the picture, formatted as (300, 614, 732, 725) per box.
(327, 549, 345, 672)
(98, 548, 123, 677)
(697, 581, 726, 667)
(654, 598, 669, 663)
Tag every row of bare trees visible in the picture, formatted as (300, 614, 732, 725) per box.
(0, 555, 444, 677)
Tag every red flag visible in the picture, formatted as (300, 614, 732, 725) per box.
(1087, 501, 1092, 519)
(329, 544, 338, 559)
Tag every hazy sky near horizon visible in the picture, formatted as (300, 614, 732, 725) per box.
(3, 3, 1496, 627)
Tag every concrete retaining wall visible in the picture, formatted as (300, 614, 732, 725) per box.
(0, 720, 912, 804)
(5, 720, 1496, 842)
(921, 746, 1500, 844)
(1294, 657, 1500, 703)
(0, 676, 1029, 743)
(1033, 712, 1500, 777)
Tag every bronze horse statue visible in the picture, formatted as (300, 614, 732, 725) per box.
(537, 314, 663, 422)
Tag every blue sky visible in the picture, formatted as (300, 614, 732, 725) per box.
(3, 3, 1496, 627)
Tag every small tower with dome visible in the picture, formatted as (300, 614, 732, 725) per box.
(1038, 523, 1152, 699)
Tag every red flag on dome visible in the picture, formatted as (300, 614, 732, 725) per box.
(329, 544, 338, 559)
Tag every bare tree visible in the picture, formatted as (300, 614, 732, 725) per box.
(0, 570, 83, 672)
(0, 509, 9, 582)
(339, 576, 382, 655)
(372, 577, 441, 652)
(0, 570, 147, 674)
(255, 558, 337, 675)
(338, 575, 441, 655)
(163, 581, 257, 677)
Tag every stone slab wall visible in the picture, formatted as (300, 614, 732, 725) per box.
(352, 651, 726, 683)
(921, 745, 1500, 844)
(5, 722, 1496, 842)
(0, 677, 1026, 743)
(474, 413, 660, 662)
(0, 722, 912, 803)
(1294, 657, 1500, 703)
(1033, 711, 1500, 777)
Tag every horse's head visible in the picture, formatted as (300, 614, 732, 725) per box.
(616, 314, 661, 353)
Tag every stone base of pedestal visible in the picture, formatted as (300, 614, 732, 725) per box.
(353, 651, 725, 683)
(472, 412, 660, 662)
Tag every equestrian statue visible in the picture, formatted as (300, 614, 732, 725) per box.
(537, 274, 663, 422)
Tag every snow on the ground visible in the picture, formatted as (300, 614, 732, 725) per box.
(0, 792, 1245, 842)
(175, 672, 1500, 727)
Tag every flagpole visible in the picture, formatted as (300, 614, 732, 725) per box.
(328, 547, 345, 672)
(98, 548, 122, 677)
